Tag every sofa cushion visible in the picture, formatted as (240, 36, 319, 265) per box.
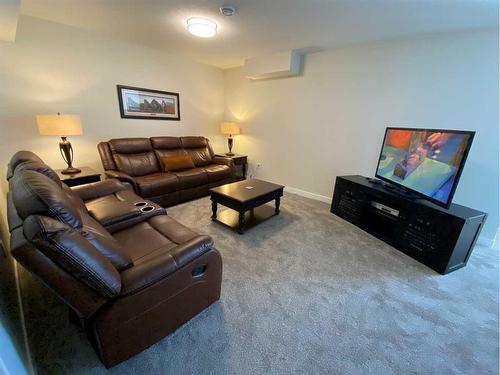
(23, 215, 122, 298)
(203, 164, 233, 183)
(134, 173, 179, 197)
(109, 138, 159, 177)
(180, 137, 213, 167)
(80, 213, 133, 270)
(109, 138, 153, 154)
(13, 161, 62, 187)
(12, 170, 82, 228)
(150, 136, 182, 150)
(161, 154, 195, 172)
(180, 136, 208, 149)
(173, 168, 208, 189)
(112, 153, 160, 177)
(113, 214, 212, 265)
(7, 150, 44, 180)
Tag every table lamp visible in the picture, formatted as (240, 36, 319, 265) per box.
(220, 122, 240, 156)
(37, 113, 83, 174)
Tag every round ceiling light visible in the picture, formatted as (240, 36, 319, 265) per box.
(187, 17, 217, 38)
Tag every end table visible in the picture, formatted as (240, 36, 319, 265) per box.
(216, 154, 247, 180)
(55, 166, 101, 187)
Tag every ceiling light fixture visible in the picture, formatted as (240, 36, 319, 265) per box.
(187, 17, 217, 38)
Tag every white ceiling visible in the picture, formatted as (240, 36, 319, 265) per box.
(20, 0, 499, 69)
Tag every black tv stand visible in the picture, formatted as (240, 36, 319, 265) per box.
(331, 175, 487, 274)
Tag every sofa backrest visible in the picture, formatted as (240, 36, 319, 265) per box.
(11, 169, 83, 228)
(180, 136, 214, 167)
(7, 161, 130, 315)
(99, 136, 215, 175)
(107, 138, 160, 177)
(6, 150, 44, 180)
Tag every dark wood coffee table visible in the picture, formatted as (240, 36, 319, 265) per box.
(210, 179, 284, 234)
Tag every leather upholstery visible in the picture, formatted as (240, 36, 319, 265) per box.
(150, 136, 182, 149)
(72, 178, 129, 201)
(10, 226, 107, 319)
(173, 168, 209, 189)
(98, 136, 235, 207)
(109, 138, 160, 177)
(7, 151, 223, 368)
(6, 192, 23, 232)
(134, 172, 179, 196)
(6, 150, 44, 180)
(12, 170, 83, 228)
(78, 213, 133, 270)
(97, 142, 117, 170)
(13, 160, 62, 186)
(24, 215, 122, 298)
(203, 164, 233, 182)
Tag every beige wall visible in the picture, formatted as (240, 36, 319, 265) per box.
(0, 15, 227, 246)
(224, 29, 499, 244)
(0, 15, 226, 195)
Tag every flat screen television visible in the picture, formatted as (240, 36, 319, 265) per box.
(375, 127, 475, 208)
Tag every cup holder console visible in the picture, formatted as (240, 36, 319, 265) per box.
(134, 202, 148, 207)
(140, 206, 155, 212)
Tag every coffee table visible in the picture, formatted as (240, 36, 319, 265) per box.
(209, 179, 284, 234)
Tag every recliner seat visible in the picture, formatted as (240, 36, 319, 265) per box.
(6, 151, 222, 368)
(98, 136, 236, 207)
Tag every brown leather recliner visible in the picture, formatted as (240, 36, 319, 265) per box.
(6, 151, 222, 368)
(98, 136, 235, 207)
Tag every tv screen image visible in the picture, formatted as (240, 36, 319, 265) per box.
(375, 127, 474, 208)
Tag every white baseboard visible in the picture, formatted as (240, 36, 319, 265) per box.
(285, 186, 332, 204)
(285, 185, 497, 249)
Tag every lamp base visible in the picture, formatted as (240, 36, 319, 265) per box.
(225, 152, 235, 156)
(60, 167, 81, 175)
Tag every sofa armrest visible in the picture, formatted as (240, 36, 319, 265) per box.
(212, 157, 236, 178)
(104, 170, 138, 192)
(212, 156, 234, 168)
(71, 179, 130, 201)
(120, 235, 214, 296)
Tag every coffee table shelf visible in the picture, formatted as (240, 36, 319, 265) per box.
(214, 205, 278, 233)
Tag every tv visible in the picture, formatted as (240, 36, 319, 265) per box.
(375, 127, 475, 208)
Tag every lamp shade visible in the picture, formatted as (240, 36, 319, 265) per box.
(220, 122, 240, 135)
(37, 114, 82, 136)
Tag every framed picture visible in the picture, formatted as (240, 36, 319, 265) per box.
(117, 85, 180, 120)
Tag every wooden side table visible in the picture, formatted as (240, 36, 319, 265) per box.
(216, 154, 247, 180)
(55, 166, 101, 187)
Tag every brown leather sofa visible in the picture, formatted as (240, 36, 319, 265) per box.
(98, 136, 235, 207)
(6, 151, 222, 368)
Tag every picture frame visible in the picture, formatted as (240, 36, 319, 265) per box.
(117, 85, 180, 120)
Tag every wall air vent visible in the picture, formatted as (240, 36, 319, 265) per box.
(244, 50, 302, 80)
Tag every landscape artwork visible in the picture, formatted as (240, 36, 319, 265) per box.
(117, 85, 180, 120)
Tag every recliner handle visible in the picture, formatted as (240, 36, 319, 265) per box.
(191, 264, 207, 278)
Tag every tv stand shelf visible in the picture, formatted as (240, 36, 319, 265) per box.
(331, 175, 487, 274)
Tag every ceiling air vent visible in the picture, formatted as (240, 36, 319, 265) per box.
(219, 6, 236, 16)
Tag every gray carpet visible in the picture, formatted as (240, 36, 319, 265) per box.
(18, 193, 499, 374)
